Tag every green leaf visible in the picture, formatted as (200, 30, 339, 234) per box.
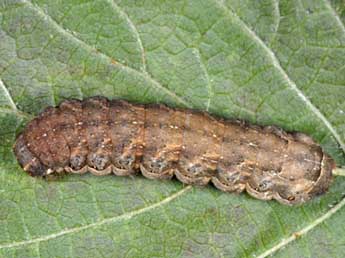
(1, 0, 345, 257)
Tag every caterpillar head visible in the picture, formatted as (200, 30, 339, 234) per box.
(13, 134, 48, 177)
(246, 154, 334, 205)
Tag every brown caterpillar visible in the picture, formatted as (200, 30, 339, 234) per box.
(13, 96, 335, 205)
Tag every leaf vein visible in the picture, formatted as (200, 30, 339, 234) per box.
(324, 0, 345, 35)
(192, 48, 213, 111)
(273, 0, 281, 29)
(0, 107, 33, 120)
(24, 0, 190, 108)
(214, 0, 345, 154)
(0, 78, 17, 111)
(0, 186, 192, 250)
(107, 0, 147, 72)
(270, 0, 281, 43)
(257, 196, 345, 258)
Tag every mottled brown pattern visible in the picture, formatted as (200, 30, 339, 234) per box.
(13, 97, 335, 205)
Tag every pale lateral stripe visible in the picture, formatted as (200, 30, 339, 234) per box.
(257, 196, 345, 258)
(0, 186, 192, 250)
(215, 0, 345, 154)
(0, 78, 17, 111)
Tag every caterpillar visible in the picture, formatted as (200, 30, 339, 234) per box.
(13, 96, 335, 205)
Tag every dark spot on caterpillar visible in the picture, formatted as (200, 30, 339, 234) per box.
(88, 153, 109, 170)
(70, 154, 85, 170)
(186, 164, 203, 175)
(13, 96, 335, 205)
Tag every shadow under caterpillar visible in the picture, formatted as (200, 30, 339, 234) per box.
(13, 96, 335, 205)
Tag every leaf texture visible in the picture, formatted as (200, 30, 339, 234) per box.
(0, 0, 345, 257)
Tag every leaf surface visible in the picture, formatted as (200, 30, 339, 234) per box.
(0, 0, 345, 257)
